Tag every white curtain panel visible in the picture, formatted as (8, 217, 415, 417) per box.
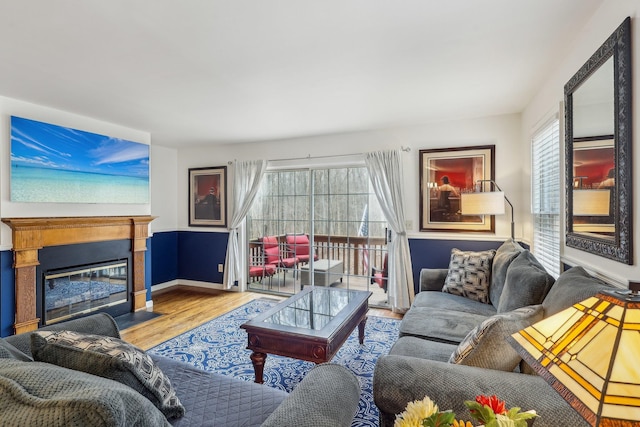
(223, 159, 268, 289)
(365, 150, 415, 313)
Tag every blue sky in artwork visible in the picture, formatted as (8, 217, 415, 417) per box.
(11, 116, 149, 178)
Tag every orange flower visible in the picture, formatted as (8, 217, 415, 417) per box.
(452, 420, 473, 427)
(475, 394, 507, 415)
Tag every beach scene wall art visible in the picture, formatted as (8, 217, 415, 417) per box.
(10, 116, 149, 204)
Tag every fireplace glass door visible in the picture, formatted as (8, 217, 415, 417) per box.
(44, 261, 128, 324)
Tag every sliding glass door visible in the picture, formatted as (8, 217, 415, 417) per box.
(246, 166, 388, 306)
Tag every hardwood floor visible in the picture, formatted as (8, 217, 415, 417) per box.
(121, 286, 402, 350)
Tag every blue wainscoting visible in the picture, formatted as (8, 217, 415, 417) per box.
(177, 231, 229, 284)
(408, 238, 506, 293)
(151, 230, 229, 285)
(150, 231, 179, 286)
(0, 232, 511, 337)
(1, 250, 15, 338)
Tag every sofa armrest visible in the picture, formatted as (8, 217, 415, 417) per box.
(419, 268, 448, 292)
(373, 355, 588, 427)
(5, 313, 120, 358)
(261, 363, 360, 427)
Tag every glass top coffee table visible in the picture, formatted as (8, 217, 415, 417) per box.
(240, 286, 372, 383)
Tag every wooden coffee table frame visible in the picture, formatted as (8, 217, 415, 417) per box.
(240, 287, 371, 383)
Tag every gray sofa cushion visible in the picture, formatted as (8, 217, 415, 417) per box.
(0, 359, 170, 427)
(399, 306, 488, 344)
(389, 336, 457, 362)
(31, 330, 184, 419)
(489, 240, 524, 307)
(442, 248, 496, 303)
(261, 364, 360, 427)
(497, 250, 555, 313)
(6, 312, 120, 358)
(150, 355, 288, 427)
(412, 291, 498, 317)
(449, 305, 544, 372)
(542, 266, 612, 317)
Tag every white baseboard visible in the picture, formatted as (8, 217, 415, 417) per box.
(150, 279, 242, 293)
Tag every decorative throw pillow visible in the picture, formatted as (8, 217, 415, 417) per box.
(497, 250, 555, 313)
(442, 248, 496, 303)
(448, 305, 544, 372)
(31, 330, 184, 419)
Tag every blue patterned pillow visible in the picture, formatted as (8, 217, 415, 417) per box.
(31, 330, 184, 419)
(442, 248, 496, 303)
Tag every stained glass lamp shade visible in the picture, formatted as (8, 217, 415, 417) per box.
(510, 284, 640, 426)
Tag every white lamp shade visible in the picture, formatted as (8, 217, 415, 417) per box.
(461, 192, 505, 215)
(573, 189, 610, 216)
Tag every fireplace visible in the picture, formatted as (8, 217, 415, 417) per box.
(2, 216, 155, 334)
(37, 239, 133, 326)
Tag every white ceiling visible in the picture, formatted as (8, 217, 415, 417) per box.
(0, 1, 603, 148)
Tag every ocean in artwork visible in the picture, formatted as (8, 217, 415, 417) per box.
(11, 166, 149, 204)
(10, 116, 149, 204)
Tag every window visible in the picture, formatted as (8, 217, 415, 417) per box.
(531, 116, 560, 277)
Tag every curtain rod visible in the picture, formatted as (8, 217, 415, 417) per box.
(265, 146, 411, 163)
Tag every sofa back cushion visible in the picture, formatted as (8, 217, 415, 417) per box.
(0, 339, 33, 361)
(489, 240, 524, 307)
(442, 248, 496, 304)
(448, 304, 544, 371)
(497, 250, 555, 313)
(542, 266, 612, 317)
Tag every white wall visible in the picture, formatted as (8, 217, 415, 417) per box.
(521, 1, 640, 285)
(0, 96, 151, 249)
(178, 113, 522, 241)
(150, 145, 178, 233)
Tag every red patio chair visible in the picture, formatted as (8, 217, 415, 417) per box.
(371, 253, 388, 293)
(262, 236, 299, 285)
(285, 234, 318, 265)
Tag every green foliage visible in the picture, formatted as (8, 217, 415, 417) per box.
(464, 401, 538, 427)
(421, 410, 456, 427)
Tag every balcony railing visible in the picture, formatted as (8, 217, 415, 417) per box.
(248, 234, 387, 278)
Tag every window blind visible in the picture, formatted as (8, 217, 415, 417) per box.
(531, 117, 560, 277)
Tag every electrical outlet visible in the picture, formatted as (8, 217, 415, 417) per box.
(218, 264, 224, 273)
(405, 220, 413, 230)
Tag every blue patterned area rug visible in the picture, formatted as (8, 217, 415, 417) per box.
(148, 298, 400, 427)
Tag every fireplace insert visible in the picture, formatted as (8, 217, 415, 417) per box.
(37, 239, 133, 326)
(44, 261, 128, 324)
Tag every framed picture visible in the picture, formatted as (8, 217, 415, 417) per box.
(419, 145, 495, 232)
(189, 166, 227, 227)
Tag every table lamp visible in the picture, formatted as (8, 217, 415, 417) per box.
(509, 282, 640, 426)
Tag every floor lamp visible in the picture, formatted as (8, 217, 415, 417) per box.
(460, 179, 514, 240)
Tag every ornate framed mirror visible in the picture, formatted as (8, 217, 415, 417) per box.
(565, 17, 632, 264)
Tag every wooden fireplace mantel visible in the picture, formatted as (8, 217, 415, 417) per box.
(2, 216, 156, 334)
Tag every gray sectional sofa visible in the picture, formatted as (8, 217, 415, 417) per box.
(0, 313, 360, 427)
(374, 240, 614, 427)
